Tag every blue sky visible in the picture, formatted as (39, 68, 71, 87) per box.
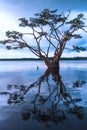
(0, 0, 87, 58)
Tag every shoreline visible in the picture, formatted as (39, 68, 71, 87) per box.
(0, 57, 87, 61)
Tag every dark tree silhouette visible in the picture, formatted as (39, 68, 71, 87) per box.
(0, 9, 87, 69)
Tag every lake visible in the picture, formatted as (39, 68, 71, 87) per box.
(0, 60, 87, 130)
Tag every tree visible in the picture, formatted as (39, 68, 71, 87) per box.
(0, 9, 87, 69)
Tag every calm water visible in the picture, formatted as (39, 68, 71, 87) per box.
(0, 60, 87, 130)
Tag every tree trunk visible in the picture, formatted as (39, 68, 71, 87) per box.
(40, 55, 60, 70)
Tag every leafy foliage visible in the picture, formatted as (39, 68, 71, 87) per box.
(72, 45, 86, 52)
(0, 9, 87, 68)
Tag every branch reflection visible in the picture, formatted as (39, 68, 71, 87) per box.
(0, 69, 85, 126)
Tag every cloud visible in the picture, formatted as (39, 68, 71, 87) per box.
(0, 48, 36, 58)
(0, 0, 87, 58)
(62, 51, 87, 58)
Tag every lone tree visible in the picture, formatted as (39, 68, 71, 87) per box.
(0, 9, 87, 69)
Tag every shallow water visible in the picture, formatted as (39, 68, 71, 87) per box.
(0, 60, 87, 130)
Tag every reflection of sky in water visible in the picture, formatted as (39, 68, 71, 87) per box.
(60, 60, 87, 69)
(0, 61, 46, 86)
(0, 60, 87, 106)
(0, 61, 46, 72)
(0, 60, 87, 130)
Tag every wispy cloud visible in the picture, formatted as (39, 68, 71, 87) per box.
(62, 51, 87, 58)
(0, 0, 87, 58)
(0, 48, 36, 58)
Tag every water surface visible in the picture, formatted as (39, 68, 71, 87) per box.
(0, 60, 87, 130)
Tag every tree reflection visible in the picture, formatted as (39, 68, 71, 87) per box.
(73, 80, 86, 88)
(0, 69, 85, 126)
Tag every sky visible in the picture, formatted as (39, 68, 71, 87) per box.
(0, 0, 87, 58)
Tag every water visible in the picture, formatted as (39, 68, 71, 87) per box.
(0, 60, 87, 130)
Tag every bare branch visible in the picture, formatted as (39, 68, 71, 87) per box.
(0, 9, 87, 69)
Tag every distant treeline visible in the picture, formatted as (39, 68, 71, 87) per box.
(60, 57, 87, 60)
(0, 57, 87, 61)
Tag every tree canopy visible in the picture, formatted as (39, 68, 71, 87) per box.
(0, 9, 87, 68)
